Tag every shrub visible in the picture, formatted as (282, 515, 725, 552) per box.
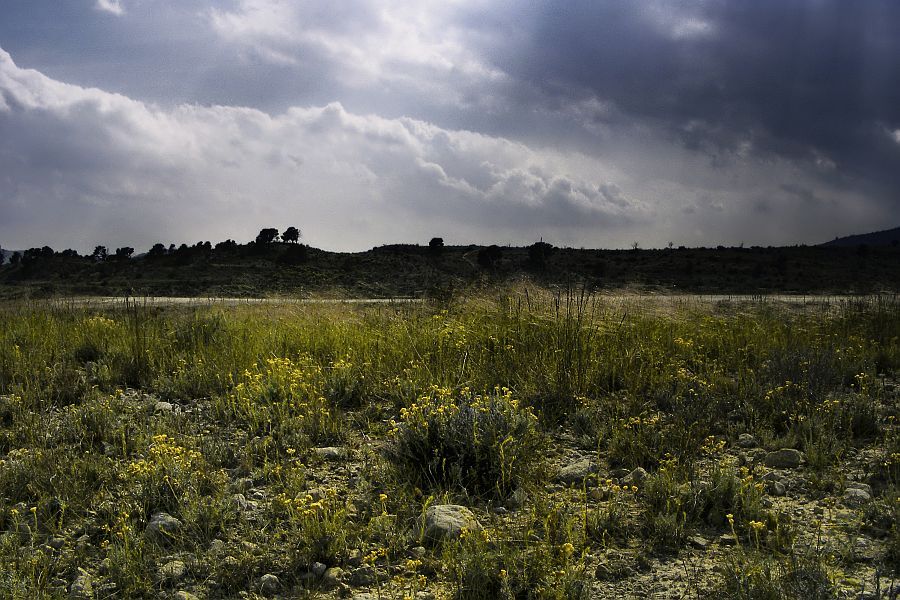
(444, 506, 589, 600)
(717, 549, 835, 600)
(213, 356, 345, 448)
(387, 386, 546, 498)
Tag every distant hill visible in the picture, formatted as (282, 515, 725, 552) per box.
(822, 226, 900, 247)
(2, 241, 900, 298)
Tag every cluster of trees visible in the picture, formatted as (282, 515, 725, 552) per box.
(0, 226, 303, 266)
(255, 227, 301, 245)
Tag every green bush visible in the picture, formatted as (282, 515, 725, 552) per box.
(387, 386, 546, 498)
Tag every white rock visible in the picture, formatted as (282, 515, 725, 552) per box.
(423, 505, 481, 541)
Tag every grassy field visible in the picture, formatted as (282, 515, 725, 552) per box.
(0, 289, 898, 599)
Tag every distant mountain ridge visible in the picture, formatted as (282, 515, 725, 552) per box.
(822, 226, 900, 247)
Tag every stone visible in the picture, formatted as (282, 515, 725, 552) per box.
(506, 488, 527, 510)
(852, 537, 879, 562)
(159, 560, 187, 583)
(766, 480, 786, 497)
(719, 534, 737, 546)
(174, 592, 200, 600)
(48, 536, 66, 550)
(737, 433, 758, 448)
(593, 551, 635, 581)
(846, 482, 873, 496)
(622, 467, 649, 486)
(763, 448, 803, 469)
(555, 458, 598, 485)
(347, 548, 364, 567)
(323, 567, 344, 589)
(231, 493, 257, 511)
(312, 561, 327, 577)
(154, 401, 175, 413)
(688, 535, 709, 550)
(146, 512, 182, 539)
(842, 487, 872, 507)
(415, 592, 436, 600)
(423, 505, 481, 541)
(747, 448, 768, 463)
(69, 569, 93, 599)
(349, 566, 377, 586)
(314, 447, 349, 461)
(258, 573, 281, 595)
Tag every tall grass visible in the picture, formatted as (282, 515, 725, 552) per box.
(0, 291, 897, 596)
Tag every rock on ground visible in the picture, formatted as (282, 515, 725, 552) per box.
(842, 487, 872, 507)
(763, 448, 803, 469)
(158, 560, 187, 583)
(314, 446, 349, 461)
(69, 570, 93, 599)
(258, 573, 280, 595)
(423, 505, 481, 541)
(737, 433, 758, 448)
(145, 512, 182, 539)
(622, 467, 649, 486)
(555, 458, 598, 485)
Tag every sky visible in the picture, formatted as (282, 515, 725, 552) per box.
(1, 0, 899, 253)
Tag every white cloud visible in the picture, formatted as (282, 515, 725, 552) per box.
(95, 0, 125, 16)
(208, 0, 506, 105)
(0, 47, 642, 252)
(893, 129, 900, 144)
(642, 2, 717, 41)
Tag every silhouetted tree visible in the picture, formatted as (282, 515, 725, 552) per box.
(91, 246, 108, 262)
(428, 237, 444, 256)
(477, 245, 503, 268)
(526, 241, 555, 270)
(22, 247, 54, 264)
(215, 239, 238, 251)
(10, 252, 21, 265)
(59, 249, 79, 258)
(148, 243, 167, 257)
(256, 228, 279, 245)
(282, 226, 300, 244)
(114, 247, 134, 260)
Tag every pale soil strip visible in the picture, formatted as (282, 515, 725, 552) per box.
(32, 293, 899, 309)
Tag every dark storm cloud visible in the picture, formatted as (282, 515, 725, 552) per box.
(1, 1, 899, 251)
(469, 1, 900, 184)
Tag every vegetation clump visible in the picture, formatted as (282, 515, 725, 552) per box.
(387, 386, 546, 498)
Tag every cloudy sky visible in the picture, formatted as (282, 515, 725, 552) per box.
(1, 1, 899, 252)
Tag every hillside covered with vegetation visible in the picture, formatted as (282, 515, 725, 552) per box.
(1, 236, 899, 299)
